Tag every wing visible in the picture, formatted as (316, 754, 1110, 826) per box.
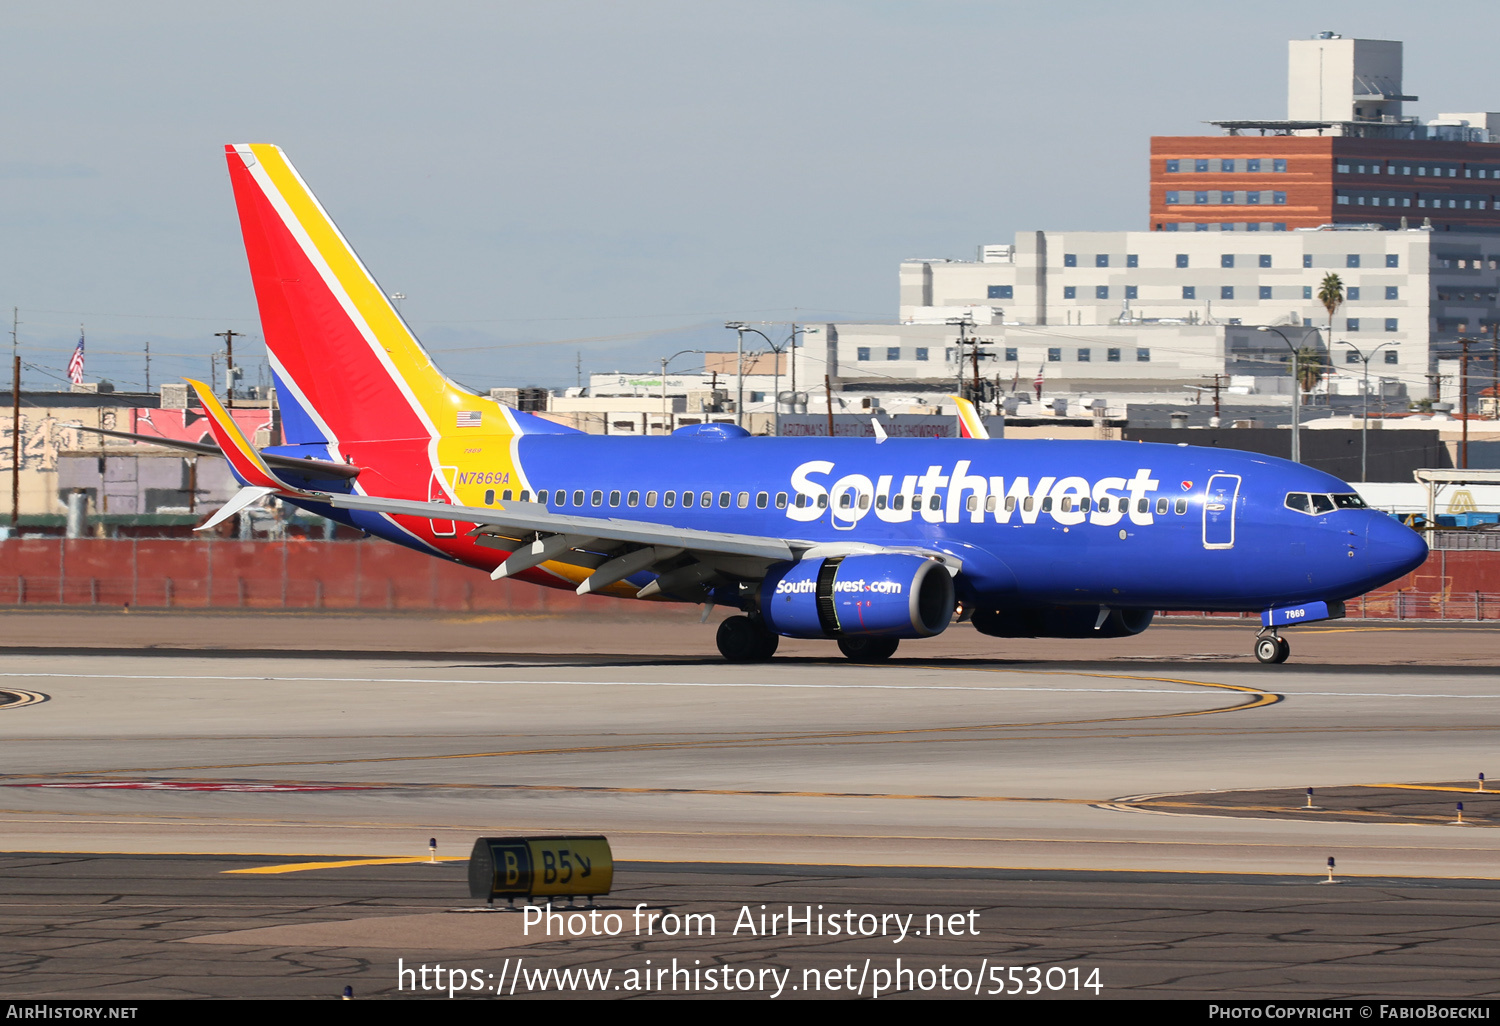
(308, 490, 961, 600)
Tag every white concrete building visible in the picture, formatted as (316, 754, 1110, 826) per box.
(799, 224, 1500, 403)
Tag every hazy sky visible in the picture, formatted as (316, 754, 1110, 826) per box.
(4, 1, 1497, 391)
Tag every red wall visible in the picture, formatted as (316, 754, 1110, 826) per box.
(0, 538, 669, 615)
(2, 540, 1496, 619)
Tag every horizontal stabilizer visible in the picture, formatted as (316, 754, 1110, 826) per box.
(195, 485, 276, 532)
(65, 423, 362, 480)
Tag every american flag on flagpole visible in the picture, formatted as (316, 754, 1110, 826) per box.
(1033, 362, 1044, 400)
(67, 330, 85, 385)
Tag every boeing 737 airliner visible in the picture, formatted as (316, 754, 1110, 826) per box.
(130, 145, 1431, 665)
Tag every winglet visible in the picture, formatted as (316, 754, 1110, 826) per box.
(952, 395, 990, 440)
(183, 379, 297, 491)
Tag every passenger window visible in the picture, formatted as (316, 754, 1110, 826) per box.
(609, 490, 621, 507)
(682, 491, 694, 508)
(1156, 498, 1168, 515)
(664, 491, 676, 508)
(1059, 497, 1072, 513)
(817, 494, 828, 508)
(775, 492, 788, 509)
(1175, 498, 1187, 514)
(572, 489, 585, 506)
(1080, 497, 1091, 513)
(858, 494, 870, 510)
(1042, 497, 1053, 512)
(794, 494, 806, 509)
(1310, 494, 1335, 514)
(1285, 493, 1312, 514)
(645, 491, 657, 507)
(876, 495, 887, 510)
(756, 492, 768, 509)
(484, 489, 495, 505)
(502, 489, 513, 501)
(591, 490, 603, 506)
(519, 491, 530, 502)
(737, 491, 749, 508)
(929, 495, 942, 510)
(1098, 497, 1110, 513)
(893, 495, 905, 511)
(627, 490, 639, 507)
(839, 493, 852, 509)
(1023, 497, 1033, 512)
(1137, 498, 1149, 513)
(985, 495, 996, 512)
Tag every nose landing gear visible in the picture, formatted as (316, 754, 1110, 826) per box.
(1254, 629, 1291, 665)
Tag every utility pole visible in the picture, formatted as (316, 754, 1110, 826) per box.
(971, 333, 982, 397)
(144, 337, 151, 393)
(946, 317, 973, 402)
(214, 329, 243, 409)
(824, 374, 835, 437)
(10, 354, 18, 530)
(1459, 336, 1474, 469)
(789, 322, 797, 404)
(736, 326, 745, 428)
(10, 308, 19, 531)
(1491, 321, 1498, 420)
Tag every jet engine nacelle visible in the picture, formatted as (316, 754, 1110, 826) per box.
(971, 605, 1154, 639)
(760, 554, 955, 639)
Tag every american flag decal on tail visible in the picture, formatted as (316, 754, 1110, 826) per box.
(456, 411, 482, 427)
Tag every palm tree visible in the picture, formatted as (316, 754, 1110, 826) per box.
(1318, 273, 1344, 335)
(1299, 272, 1343, 406)
(1295, 345, 1324, 395)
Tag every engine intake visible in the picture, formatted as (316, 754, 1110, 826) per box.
(971, 605, 1154, 639)
(760, 554, 955, 639)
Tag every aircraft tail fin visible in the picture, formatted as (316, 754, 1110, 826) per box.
(223, 144, 571, 449)
(952, 395, 990, 440)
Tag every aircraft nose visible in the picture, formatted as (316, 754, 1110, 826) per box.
(1365, 514, 1428, 580)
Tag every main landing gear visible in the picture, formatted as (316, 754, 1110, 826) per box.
(837, 636, 899, 663)
(716, 615, 779, 663)
(1254, 630, 1291, 665)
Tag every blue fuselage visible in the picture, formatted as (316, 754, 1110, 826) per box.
(483, 434, 1429, 612)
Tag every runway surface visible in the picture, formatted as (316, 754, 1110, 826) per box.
(1, 610, 1497, 998)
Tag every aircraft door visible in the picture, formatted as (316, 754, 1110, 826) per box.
(429, 466, 458, 537)
(1202, 474, 1240, 550)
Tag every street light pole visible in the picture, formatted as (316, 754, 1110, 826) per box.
(1257, 325, 1322, 465)
(1339, 339, 1396, 482)
(724, 324, 773, 433)
(658, 349, 703, 435)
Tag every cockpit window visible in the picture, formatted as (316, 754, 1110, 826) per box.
(1287, 492, 1363, 515)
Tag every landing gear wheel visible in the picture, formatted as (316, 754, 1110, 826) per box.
(717, 615, 777, 663)
(837, 636, 900, 663)
(1254, 635, 1290, 664)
